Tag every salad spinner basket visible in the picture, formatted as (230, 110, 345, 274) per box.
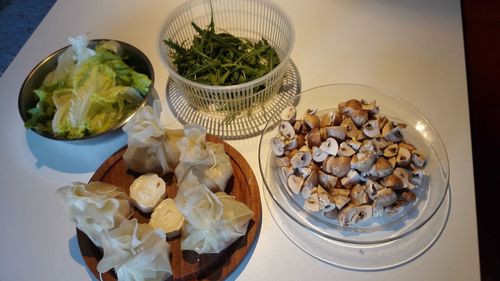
(160, 0, 295, 117)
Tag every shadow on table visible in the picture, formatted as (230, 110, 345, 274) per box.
(69, 235, 100, 281)
(25, 129, 127, 173)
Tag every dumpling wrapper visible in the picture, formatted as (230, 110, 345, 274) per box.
(97, 219, 172, 281)
(174, 172, 253, 254)
(56, 181, 131, 247)
(175, 125, 233, 192)
(123, 100, 183, 175)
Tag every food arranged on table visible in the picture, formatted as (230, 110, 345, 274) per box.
(19, 35, 153, 140)
(270, 99, 428, 226)
(56, 102, 257, 280)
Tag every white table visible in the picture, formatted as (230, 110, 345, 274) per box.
(0, 0, 480, 280)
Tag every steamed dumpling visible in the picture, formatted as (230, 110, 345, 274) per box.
(56, 181, 131, 247)
(175, 125, 233, 192)
(123, 100, 183, 175)
(174, 172, 253, 254)
(97, 219, 172, 281)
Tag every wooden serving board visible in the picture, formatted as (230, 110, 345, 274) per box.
(77, 135, 262, 281)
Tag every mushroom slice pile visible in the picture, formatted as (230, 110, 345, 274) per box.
(270, 99, 428, 226)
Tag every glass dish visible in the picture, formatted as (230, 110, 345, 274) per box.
(258, 84, 450, 244)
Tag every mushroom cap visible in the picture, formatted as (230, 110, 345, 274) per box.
(351, 151, 377, 172)
(409, 166, 425, 186)
(303, 113, 320, 130)
(270, 137, 285, 156)
(322, 156, 351, 177)
(318, 170, 338, 189)
(284, 137, 299, 151)
(382, 122, 405, 143)
(303, 167, 319, 190)
(367, 157, 394, 179)
(320, 112, 333, 128)
(365, 179, 384, 199)
(372, 188, 398, 208)
(383, 143, 399, 158)
(306, 128, 322, 148)
(411, 150, 427, 168)
(278, 121, 296, 140)
(324, 126, 346, 141)
(320, 138, 339, 156)
(329, 188, 351, 197)
(381, 174, 405, 190)
(396, 147, 411, 167)
(349, 109, 369, 128)
(350, 184, 369, 206)
(340, 169, 362, 188)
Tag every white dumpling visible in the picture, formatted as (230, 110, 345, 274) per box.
(56, 181, 131, 247)
(97, 219, 172, 281)
(123, 101, 183, 175)
(175, 125, 233, 192)
(174, 172, 253, 254)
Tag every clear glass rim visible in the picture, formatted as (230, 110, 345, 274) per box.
(258, 83, 450, 245)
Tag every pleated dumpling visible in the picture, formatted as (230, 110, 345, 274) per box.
(174, 172, 253, 254)
(56, 181, 131, 247)
(97, 219, 172, 281)
(123, 100, 183, 176)
(175, 125, 233, 192)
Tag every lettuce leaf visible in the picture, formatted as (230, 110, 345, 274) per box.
(25, 35, 152, 139)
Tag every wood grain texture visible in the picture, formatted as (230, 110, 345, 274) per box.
(77, 135, 262, 281)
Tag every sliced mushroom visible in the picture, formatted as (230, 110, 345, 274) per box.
(287, 175, 304, 194)
(303, 167, 319, 189)
(361, 99, 379, 114)
(411, 150, 427, 168)
(349, 109, 369, 128)
(317, 186, 334, 210)
(393, 167, 413, 189)
(388, 157, 397, 168)
(320, 138, 339, 156)
(293, 120, 306, 134)
(381, 174, 405, 190)
(373, 137, 391, 150)
(278, 121, 295, 140)
(323, 126, 346, 141)
(284, 137, 299, 151)
(338, 142, 356, 157)
(280, 105, 297, 123)
(353, 204, 373, 224)
(350, 184, 369, 206)
(362, 119, 380, 138)
(382, 122, 405, 143)
(351, 151, 377, 172)
(346, 139, 362, 151)
(304, 192, 320, 212)
(396, 147, 411, 167)
(338, 203, 372, 225)
(378, 116, 389, 131)
(318, 170, 338, 189)
(306, 128, 322, 148)
(366, 157, 394, 179)
(332, 111, 343, 126)
(331, 194, 351, 210)
(409, 166, 425, 186)
(312, 146, 329, 162)
(360, 139, 382, 155)
(303, 113, 320, 130)
(270, 137, 285, 156)
(341, 117, 365, 140)
(365, 179, 384, 199)
(290, 150, 312, 168)
(399, 190, 417, 203)
(372, 188, 398, 209)
(340, 169, 361, 188)
(301, 184, 317, 200)
(323, 208, 339, 220)
(383, 143, 399, 158)
(296, 166, 312, 179)
(399, 142, 416, 153)
(322, 156, 351, 177)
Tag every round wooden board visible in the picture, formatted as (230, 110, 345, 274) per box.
(77, 135, 262, 281)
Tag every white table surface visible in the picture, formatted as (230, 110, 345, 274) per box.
(0, 0, 480, 280)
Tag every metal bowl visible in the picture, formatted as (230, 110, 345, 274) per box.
(18, 39, 155, 141)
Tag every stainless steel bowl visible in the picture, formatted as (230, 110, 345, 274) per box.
(18, 39, 154, 141)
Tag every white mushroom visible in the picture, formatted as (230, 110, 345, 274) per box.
(319, 138, 339, 156)
(393, 167, 414, 189)
(270, 137, 285, 156)
(312, 146, 329, 162)
(303, 113, 320, 130)
(275, 156, 290, 168)
(278, 121, 295, 140)
(284, 137, 299, 151)
(341, 117, 365, 140)
(317, 186, 334, 210)
(361, 99, 379, 114)
(351, 151, 377, 172)
(350, 184, 369, 206)
(352, 205, 373, 224)
(320, 112, 334, 128)
(383, 143, 398, 158)
(306, 128, 322, 148)
(340, 169, 361, 188)
(323, 208, 339, 220)
(323, 126, 346, 141)
(409, 166, 425, 186)
(332, 111, 343, 126)
(411, 150, 427, 168)
(290, 150, 313, 168)
(322, 156, 351, 177)
(280, 105, 297, 123)
(372, 188, 398, 209)
(303, 167, 319, 190)
(346, 139, 362, 151)
(301, 184, 317, 200)
(329, 188, 351, 197)
(338, 142, 356, 157)
(287, 175, 304, 194)
(318, 170, 338, 189)
(293, 120, 306, 134)
(331, 194, 351, 210)
(365, 157, 394, 179)
(342, 99, 369, 127)
(338, 203, 373, 226)
(396, 147, 411, 167)
(365, 179, 384, 199)
(381, 173, 405, 190)
(382, 122, 405, 143)
(304, 192, 320, 212)
(362, 119, 380, 138)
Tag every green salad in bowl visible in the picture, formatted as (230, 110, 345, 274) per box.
(19, 35, 154, 140)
